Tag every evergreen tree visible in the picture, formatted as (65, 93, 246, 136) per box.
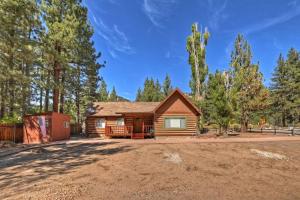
(271, 49, 300, 126)
(0, 0, 41, 118)
(154, 79, 163, 101)
(163, 74, 173, 97)
(270, 54, 289, 126)
(230, 34, 269, 132)
(285, 48, 300, 125)
(205, 71, 232, 133)
(136, 77, 164, 102)
(186, 23, 210, 101)
(98, 79, 109, 101)
(109, 86, 118, 101)
(41, 0, 86, 112)
(136, 88, 143, 101)
(0, 0, 103, 125)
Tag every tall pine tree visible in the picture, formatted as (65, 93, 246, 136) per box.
(163, 74, 173, 97)
(109, 86, 118, 102)
(230, 34, 269, 132)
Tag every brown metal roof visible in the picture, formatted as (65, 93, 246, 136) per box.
(87, 102, 160, 117)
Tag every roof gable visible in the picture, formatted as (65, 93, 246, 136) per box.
(153, 88, 200, 115)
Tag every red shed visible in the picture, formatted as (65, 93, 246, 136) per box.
(23, 112, 71, 144)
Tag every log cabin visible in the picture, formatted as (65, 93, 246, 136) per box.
(86, 88, 200, 139)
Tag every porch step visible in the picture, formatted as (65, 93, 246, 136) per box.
(131, 133, 145, 139)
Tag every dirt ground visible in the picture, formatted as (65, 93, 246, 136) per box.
(0, 137, 300, 200)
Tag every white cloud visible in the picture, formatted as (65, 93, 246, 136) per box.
(91, 15, 135, 57)
(143, 0, 176, 28)
(242, 6, 300, 35)
(108, 49, 117, 58)
(208, 0, 228, 30)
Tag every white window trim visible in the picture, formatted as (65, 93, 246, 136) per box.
(96, 118, 106, 128)
(164, 117, 186, 129)
(116, 118, 125, 126)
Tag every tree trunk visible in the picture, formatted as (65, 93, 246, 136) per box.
(22, 63, 31, 116)
(44, 70, 50, 112)
(53, 44, 61, 113)
(191, 25, 201, 101)
(76, 66, 81, 133)
(0, 84, 5, 118)
(282, 112, 286, 127)
(241, 119, 248, 133)
(59, 69, 65, 113)
(9, 79, 14, 117)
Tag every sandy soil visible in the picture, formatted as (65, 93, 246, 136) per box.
(0, 138, 299, 200)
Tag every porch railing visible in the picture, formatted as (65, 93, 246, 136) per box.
(105, 125, 154, 137)
(105, 126, 133, 137)
(143, 125, 154, 136)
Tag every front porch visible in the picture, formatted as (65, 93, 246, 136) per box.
(104, 125, 154, 139)
(104, 113, 154, 139)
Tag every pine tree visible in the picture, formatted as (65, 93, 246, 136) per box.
(98, 79, 109, 102)
(41, 0, 86, 113)
(163, 74, 173, 97)
(109, 86, 118, 101)
(153, 79, 163, 101)
(0, 0, 103, 125)
(205, 71, 232, 134)
(0, 0, 41, 118)
(270, 54, 289, 126)
(136, 88, 143, 101)
(186, 23, 210, 101)
(272, 49, 300, 126)
(285, 48, 300, 125)
(230, 34, 269, 132)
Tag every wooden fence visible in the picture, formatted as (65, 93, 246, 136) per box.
(248, 127, 300, 135)
(0, 124, 23, 143)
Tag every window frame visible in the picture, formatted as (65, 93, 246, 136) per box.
(96, 118, 106, 128)
(116, 118, 125, 126)
(163, 116, 186, 129)
(64, 121, 70, 129)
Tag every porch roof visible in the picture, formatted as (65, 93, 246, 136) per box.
(87, 102, 160, 117)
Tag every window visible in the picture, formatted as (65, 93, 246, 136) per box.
(164, 117, 186, 129)
(64, 121, 70, 128)
(38, 117, 43, 126)
(96, 118, 106, 128)
(45, 119, 49, 128)
(116, 118, 124, 126)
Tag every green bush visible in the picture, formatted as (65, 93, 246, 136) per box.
(0, 115, 22, 124)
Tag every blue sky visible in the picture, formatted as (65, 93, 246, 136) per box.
(82, 0, 300, 100)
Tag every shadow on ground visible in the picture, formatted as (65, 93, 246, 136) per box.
(0, 141, 133, 196)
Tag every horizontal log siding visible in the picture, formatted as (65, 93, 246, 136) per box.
(154, 113, 198, 136)
(154, 92, 199, 136)
(86, 116, 118, 136)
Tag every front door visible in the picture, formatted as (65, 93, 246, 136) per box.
(133, 118, 143, 133)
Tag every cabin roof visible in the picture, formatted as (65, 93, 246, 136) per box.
(88, 102, 160, 117)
